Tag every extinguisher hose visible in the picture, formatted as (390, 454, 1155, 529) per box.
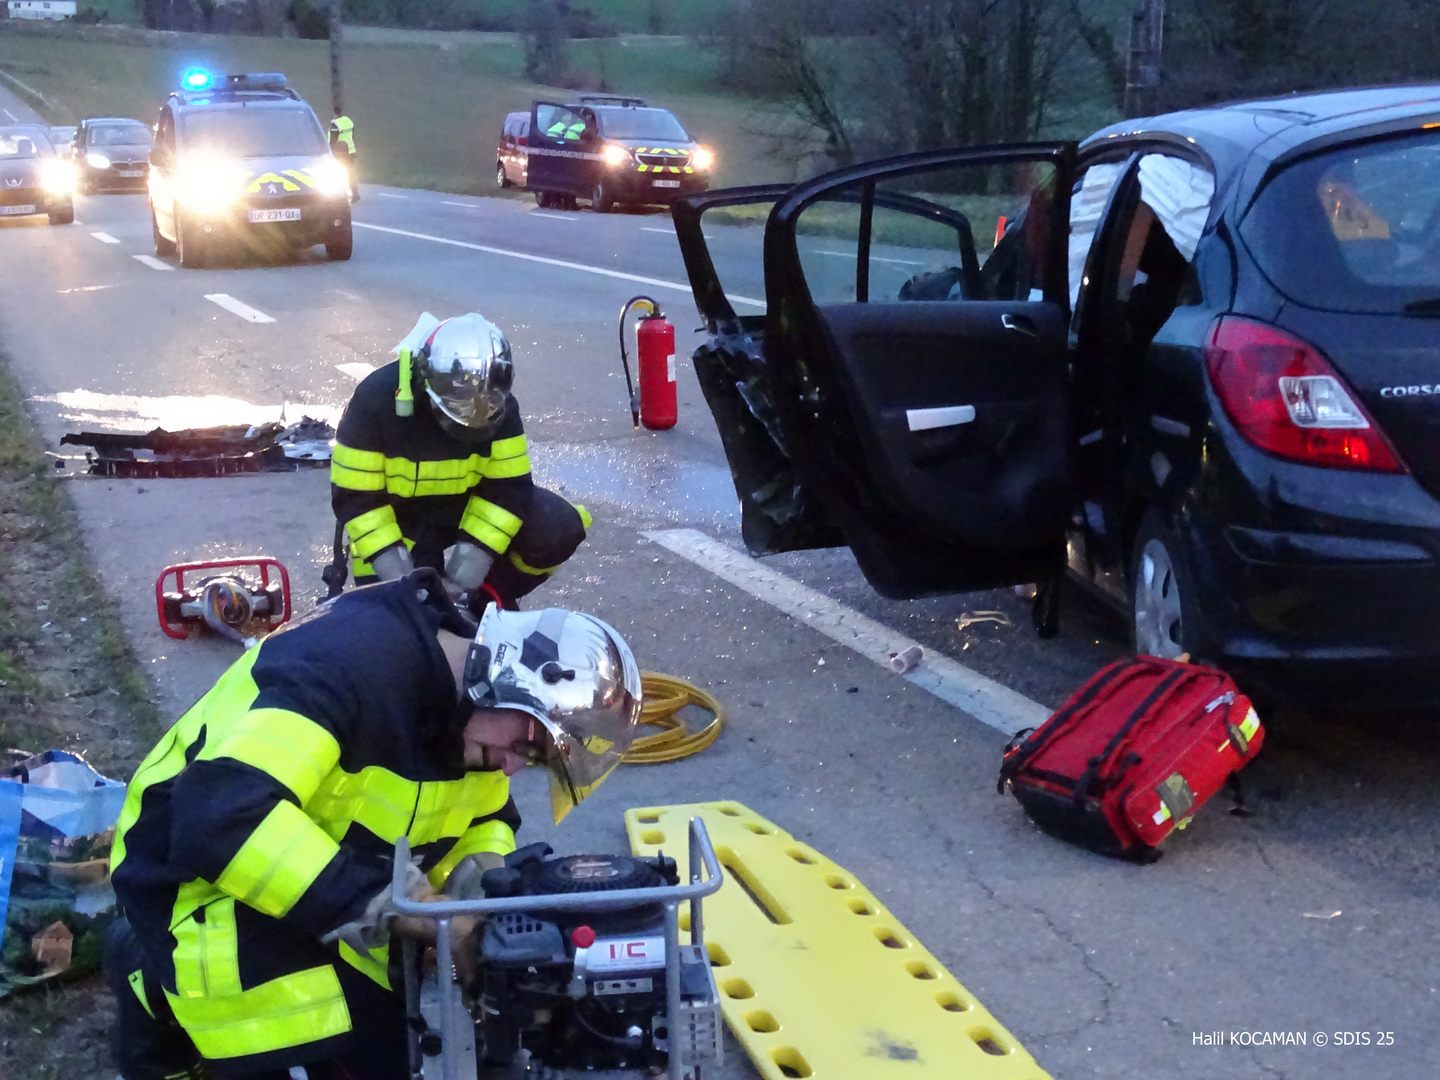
(617, 295, 659, 429)
(624, 672, 725, 764)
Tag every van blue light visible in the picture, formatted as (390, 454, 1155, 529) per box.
(181, 68, 213, 91)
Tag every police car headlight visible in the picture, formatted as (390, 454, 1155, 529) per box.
(691, 146, 715, 172)
(311, 156, 350, 197)
(39, 159, 77, 196)
(601, 143, 632, 169)
(176, 155, 246, 213)
(86, 151, 111, 170)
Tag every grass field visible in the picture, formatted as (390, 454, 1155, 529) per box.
(0, 21, 801, 194)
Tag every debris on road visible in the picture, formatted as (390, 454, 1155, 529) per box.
(1303, 910, 1343, 920)
(888, 644, 924, 674)
(60, 416, 335, 478)
(956, 609, 1012, 632)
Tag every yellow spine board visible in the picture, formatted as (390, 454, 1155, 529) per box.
(625, 802, 1052, 1080)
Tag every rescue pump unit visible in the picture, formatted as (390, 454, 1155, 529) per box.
(617, 296, 677, 430)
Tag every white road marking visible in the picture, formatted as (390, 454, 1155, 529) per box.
(133, 254, 173, 271)
(1, 108, 15, 122)
(816, 249, 925, 267)
(530, 211, 576, 221)
(90, 231, 120, 244)
(641, 227, 676, 235)
(441, 200, 477, 208)
(375, 192, 408, 199)
(335, 362, 376, 382)
(643, 528, 1050, 735)
(354, 221, 765, 308)
(58, 284, 117, 294)
(330, 288, 362, 301)
(203, 293, 276, 323)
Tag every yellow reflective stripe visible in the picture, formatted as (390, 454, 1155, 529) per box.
(308, 764, 418, 842)
(127, 969, 156, 1019)
(331, 462, 385, 491)
(215, 802, 338, 919)
(508, 550, 556, 577)
(572, 502, 592, 530)
(488, 436, 527, 461)
(338, 938, 391, 990)
(171, 897, 240, 998)
(460, 497, 521, 554)
(383, 455, 486, 498)
(427, 818, 518, 890)
(332, 443, 384, 472)
(197, 709, 340, 804)
(409, 772, 511, 846)
(166, 965, 350, 1060)
(484, 438, 531, 479)
(345, 505, 403, 560)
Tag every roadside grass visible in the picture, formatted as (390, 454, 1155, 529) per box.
(0, 350, 157, 773)
(0, 21, 798, 194)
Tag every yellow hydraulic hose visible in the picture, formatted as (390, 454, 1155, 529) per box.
(624, 672, 724, 764)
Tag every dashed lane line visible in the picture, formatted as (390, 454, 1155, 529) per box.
(641, 227, 676, 235)
(530, 211, 576, 221)
(133, 255, 173, 271)
(441, 200, 477, 208)
(374, 192, 408, 199)
(90, 231, 120, 244)
(353, 221, 765, 308)
(203, 293, 275, 323)
(1, 108, 15, 122)
(642, 528, 1051, 736)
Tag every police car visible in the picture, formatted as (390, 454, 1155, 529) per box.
(520, 95, 713, 212)
(148, 70, 352, 268)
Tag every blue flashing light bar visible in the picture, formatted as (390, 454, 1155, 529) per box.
(181, 67, 214, 91)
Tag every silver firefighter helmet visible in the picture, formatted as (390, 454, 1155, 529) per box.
(463, 606, 642, 822)
(419, 312, 515, 440)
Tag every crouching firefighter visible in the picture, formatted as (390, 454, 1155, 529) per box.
(105, 572, 643, 1079)
(328, 312, 590, 610)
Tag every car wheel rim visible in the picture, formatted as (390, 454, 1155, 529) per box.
(1135, 537, 1184, 658)
(497, 164, 506, 185)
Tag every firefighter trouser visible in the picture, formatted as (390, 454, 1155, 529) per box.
(106, 915, 409, 1080)
(352, 486, 589, 602)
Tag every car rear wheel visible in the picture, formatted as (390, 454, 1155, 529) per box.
(152, 209, 175, 255)
(326, 226, 354, 261)
(1130, 511, 1200, 661)
(48, 202, 74, 226)
(496, 161, 511, 188)
(177, 213, 207, 269)
(591, 181, 613, 213)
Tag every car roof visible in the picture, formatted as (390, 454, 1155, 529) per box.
(83, 117, 146, 125)
(1085, 84, 1440, 172)
(171, 93, 308, 114)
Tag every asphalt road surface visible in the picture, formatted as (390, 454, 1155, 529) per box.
(1, 83, 1437, 1080)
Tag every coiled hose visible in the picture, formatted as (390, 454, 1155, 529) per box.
(625, 672, 724, 764)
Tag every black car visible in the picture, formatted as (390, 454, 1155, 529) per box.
(0, 126, 75, 225)
(148, 71, 353, 268)
(675, 85, 1440, 711)
(73, 116, 152, 193)
(523, 95, 713, 212)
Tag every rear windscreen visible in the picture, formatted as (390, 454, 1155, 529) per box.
(1242, 131, 1440, 312)
(180, 107, 324, 158)
(599, 108, 690, 142)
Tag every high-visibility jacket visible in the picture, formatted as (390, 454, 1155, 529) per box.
(329, 114, 356, 155)
(330, 361, 533, 576)
(110, 578, 518, 1068)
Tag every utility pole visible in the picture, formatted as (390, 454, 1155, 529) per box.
(1124, 0, 1165, 118)
(328, 0, 344, 118)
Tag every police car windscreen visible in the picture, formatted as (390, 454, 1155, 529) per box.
(599, 109, 690, 142)
(181, 109, 325, 158)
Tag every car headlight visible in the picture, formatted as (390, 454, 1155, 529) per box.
(602, 143, 632, 169)
(86, 151, 111, 170)
(39, 159, 76, 197)
(691, 146, 715, 172)
(176, 155, 246, 213)
(311, 156, 350, 198)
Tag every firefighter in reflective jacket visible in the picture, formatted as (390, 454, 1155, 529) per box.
(331, 312, 589, 609)
(328, 113, 358, 201)
(105, 575, 643, 1079)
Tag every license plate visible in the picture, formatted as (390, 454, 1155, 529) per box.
(0, 204, 35, 216)
(117, 169, 144, 178)
(248, 208, 302, 223)
(652, 179, 681, 188)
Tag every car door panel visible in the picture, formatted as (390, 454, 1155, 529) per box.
(762, 144, 1077, 596)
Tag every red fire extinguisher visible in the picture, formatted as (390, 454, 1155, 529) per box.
(618, 295, 677, 430)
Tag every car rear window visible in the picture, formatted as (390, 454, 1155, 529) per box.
(180, 107, 325, 158)
(1242, 131, 1440, 312)
(598, 108, 689, 142)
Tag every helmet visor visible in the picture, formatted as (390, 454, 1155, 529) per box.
(424, 335, 513, 431)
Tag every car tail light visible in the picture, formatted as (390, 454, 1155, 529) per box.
(1202, 316, 1405, 473)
